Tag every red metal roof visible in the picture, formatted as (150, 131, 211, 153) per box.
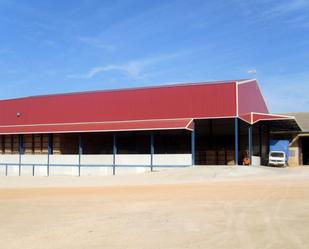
(239, 112, 296, 124)
(0, 81, 237, 133)
(0, 79, 282, 134)
(252, 113, 295, 124)
(0, 118, 193, 134)
(239, 112, 301, 132)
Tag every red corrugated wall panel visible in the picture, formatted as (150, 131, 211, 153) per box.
(237, 80, 268, 116)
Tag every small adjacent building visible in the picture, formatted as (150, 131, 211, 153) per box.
(271, 112, 309, 166)
(0, 79, 301, 176)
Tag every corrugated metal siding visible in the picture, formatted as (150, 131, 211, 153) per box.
(239, 113, 295, 125)
(252, 113, 292, 123)
(0, 82, 237, 127)
(238, 81, 268, 116)
(0, 118, 193, 134)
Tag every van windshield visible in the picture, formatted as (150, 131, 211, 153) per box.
(270, 152, 284, 157)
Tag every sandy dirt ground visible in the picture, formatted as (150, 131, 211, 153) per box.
(1, 166, 309, 249)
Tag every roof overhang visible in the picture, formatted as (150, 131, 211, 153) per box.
(239, 112, 301, 132)
(0, 118, 194, 135)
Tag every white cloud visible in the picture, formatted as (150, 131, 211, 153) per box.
(67, 52, 182, 80)
(67, 62, 147, 80)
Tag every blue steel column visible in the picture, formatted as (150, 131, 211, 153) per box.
(259, 122, 262, 158)
(78, 134, 83, 177)
(47, 134, 52, 176)
(113, 134, 117, 175)
(248, 125, 253, 165)
(150, 132, 154, 171)
(266, 125, 270, 156)
(18, 134, 24, 176)
(191, 120, 195, 166)
(234, 118, 239, 165)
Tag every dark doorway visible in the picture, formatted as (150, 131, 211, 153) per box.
(302, 137, 309, 165)
(195, 118, 235, 165)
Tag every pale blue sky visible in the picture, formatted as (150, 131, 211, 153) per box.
(0, 0, 308, 112)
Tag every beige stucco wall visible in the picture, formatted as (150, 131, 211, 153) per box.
(288, 136, 300, 166)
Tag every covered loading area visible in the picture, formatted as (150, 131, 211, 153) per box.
(192, 118, 268, 166)
(193, 113, 300, 166)
(0, 118, 195, 176)
(0, 115, 301, 171)
(242, 113, 301, 166)
(271, 112, 309, 166)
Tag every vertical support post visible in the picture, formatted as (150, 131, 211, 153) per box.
(234, 118, 239, 165)
(150, 132, 154, 172)
(18, 134, 23, 176)
(248, 125, 253, 165)
(113, 133, 117, 175)
(47, 134, 52, 176)
(209, 120, 213, 149)
(259, 122, 262, 157)
(78, 134, 82, 177)
(191, 120, 195, 166)
(267, 125, 270, 156)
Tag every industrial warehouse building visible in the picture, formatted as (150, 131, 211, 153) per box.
(0, 79, 301, 176)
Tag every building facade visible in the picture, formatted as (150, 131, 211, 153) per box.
(0, 79, 300, 176)
(271, 112, 309, 166)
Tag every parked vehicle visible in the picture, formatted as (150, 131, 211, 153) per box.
(268, 151, 286, 167)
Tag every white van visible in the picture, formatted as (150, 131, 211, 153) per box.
(268, 151, 286, 167)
